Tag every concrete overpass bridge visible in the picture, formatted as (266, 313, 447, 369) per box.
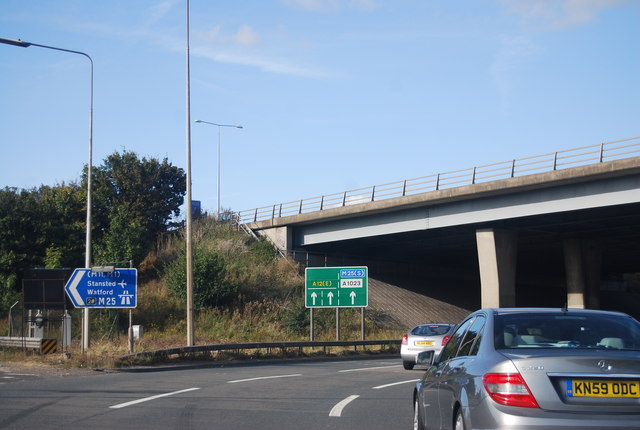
(239, 137, 640, 325)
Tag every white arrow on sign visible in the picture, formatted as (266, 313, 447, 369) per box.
(311, 292, 317, 305)
(66, 269, 87, 306)
(350, 291, 356, 305)
(327, 292, 334, 305)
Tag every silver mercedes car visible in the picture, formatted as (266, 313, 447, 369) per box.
(413, 308, 640, 430)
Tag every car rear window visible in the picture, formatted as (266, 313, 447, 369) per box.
(494, 311, 640, 350)
(412, 324, 452, 336)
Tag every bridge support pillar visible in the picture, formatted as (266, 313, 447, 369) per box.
(259, 226, 292, 253)
(476, 228, 517, 308)
(563, 238, 602, 309)
(564, 238, 586, 309)
(583, 240, 602, 309)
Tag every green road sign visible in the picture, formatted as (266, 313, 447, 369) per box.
(305, 266, 368, 308)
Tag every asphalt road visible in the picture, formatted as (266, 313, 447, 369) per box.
(0, 357, 421, 430)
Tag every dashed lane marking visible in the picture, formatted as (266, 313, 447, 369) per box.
(329, 395, 360, 417)
(227, 373, 302, 384)
(338, 365, 402, 373)
(372, 379, 420, 390)
(109, 388, 201, 409)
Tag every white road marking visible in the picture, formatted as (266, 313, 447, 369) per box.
(373, 379, 420, 389)
(329, 395, 360, 417)
(227, 373, 302, 384)
(339, 365, 402, 373)
(109, 387, 201, 409)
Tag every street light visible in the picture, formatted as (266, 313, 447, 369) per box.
(186, 0, 194, 347)
(194, 120, 243, 219)
(0, 37, 94, 352)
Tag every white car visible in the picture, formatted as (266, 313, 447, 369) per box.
(400, 323, 454, 370)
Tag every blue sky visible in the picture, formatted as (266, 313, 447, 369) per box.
(1, 0, 638, 215)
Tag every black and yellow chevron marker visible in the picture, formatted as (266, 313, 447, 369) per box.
(40, 338, 58, 355)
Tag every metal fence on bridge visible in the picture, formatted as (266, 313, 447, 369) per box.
(237, 136, 640, 224)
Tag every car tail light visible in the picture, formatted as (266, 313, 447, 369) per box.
(482, 373, 539, 408)
(441, 335, 451, 346)
(401, 334, 408, 345)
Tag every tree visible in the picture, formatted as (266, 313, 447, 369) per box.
(0, 185, 85, 309)
(89, 150, 186, 265)
(93, 207, 147, 266)
(0, 150, 186, 312)
(164, 245, 237, 308)
(0, 188, 36, 308)
(37, 184, 86, 268)
(0, 188, 42, 278)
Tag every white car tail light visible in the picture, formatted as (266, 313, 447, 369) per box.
(483, 373, 540, 408)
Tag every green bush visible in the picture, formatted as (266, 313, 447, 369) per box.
(281, 299, 309, 335)
(135, 285, 184, 332)
(164, 245, 237, 308)
(0, 273, 20, 317)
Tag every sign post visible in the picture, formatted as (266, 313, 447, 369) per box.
(305, 266, 368, 340)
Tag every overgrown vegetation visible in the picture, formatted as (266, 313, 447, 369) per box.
(1, 216, 401, 368)
(0, 150, 401, 369)
(0, 150, 186, 308)
(136, 216, 395, 343)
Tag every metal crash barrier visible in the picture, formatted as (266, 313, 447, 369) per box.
(0, 336, 58, 354)
(119, 339, 401, 364)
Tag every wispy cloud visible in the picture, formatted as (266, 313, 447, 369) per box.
(193, 23, 334, 78)
(283, 0, 378, 12)
(233, 25, 263, 46)
(145, 0, 180, 27)
(501, 0, 631, 30)
(492, 0, 630, 112)
(284, 0, 339, 12)
(192, 45, 334, 78)
(491, 35, 542, 112)
(197, 25, 262, 46)
(63, 0, 336, 79)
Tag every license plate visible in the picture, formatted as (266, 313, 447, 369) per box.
(415, 341, 434, 346)
(567, 380, 640, 398)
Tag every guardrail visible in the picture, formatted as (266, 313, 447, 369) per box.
(0, 336, 58, 354)
(237, 136, 640, 224)
(0, 336, 42, 349)
(118, 339, 400, 363)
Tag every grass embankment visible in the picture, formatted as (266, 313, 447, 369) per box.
(1, 217, 402, 370)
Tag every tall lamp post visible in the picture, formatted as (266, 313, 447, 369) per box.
(0, 37, 94, 352)
(194, 120, 243, 219)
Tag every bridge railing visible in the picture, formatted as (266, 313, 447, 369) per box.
(237, 136, 640, 224)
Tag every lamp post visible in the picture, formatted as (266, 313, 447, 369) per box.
(194, 120, 243, 219)
(0, 37, 94, 352)
(186, 0, 194, 347)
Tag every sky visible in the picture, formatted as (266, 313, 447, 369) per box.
(1, 0, 638, 216)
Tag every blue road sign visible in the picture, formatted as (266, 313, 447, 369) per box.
(64, 268, 137, 308)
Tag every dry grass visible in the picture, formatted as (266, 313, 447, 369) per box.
(1, 218, 404, 371)
(1, 310, 402, 371)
